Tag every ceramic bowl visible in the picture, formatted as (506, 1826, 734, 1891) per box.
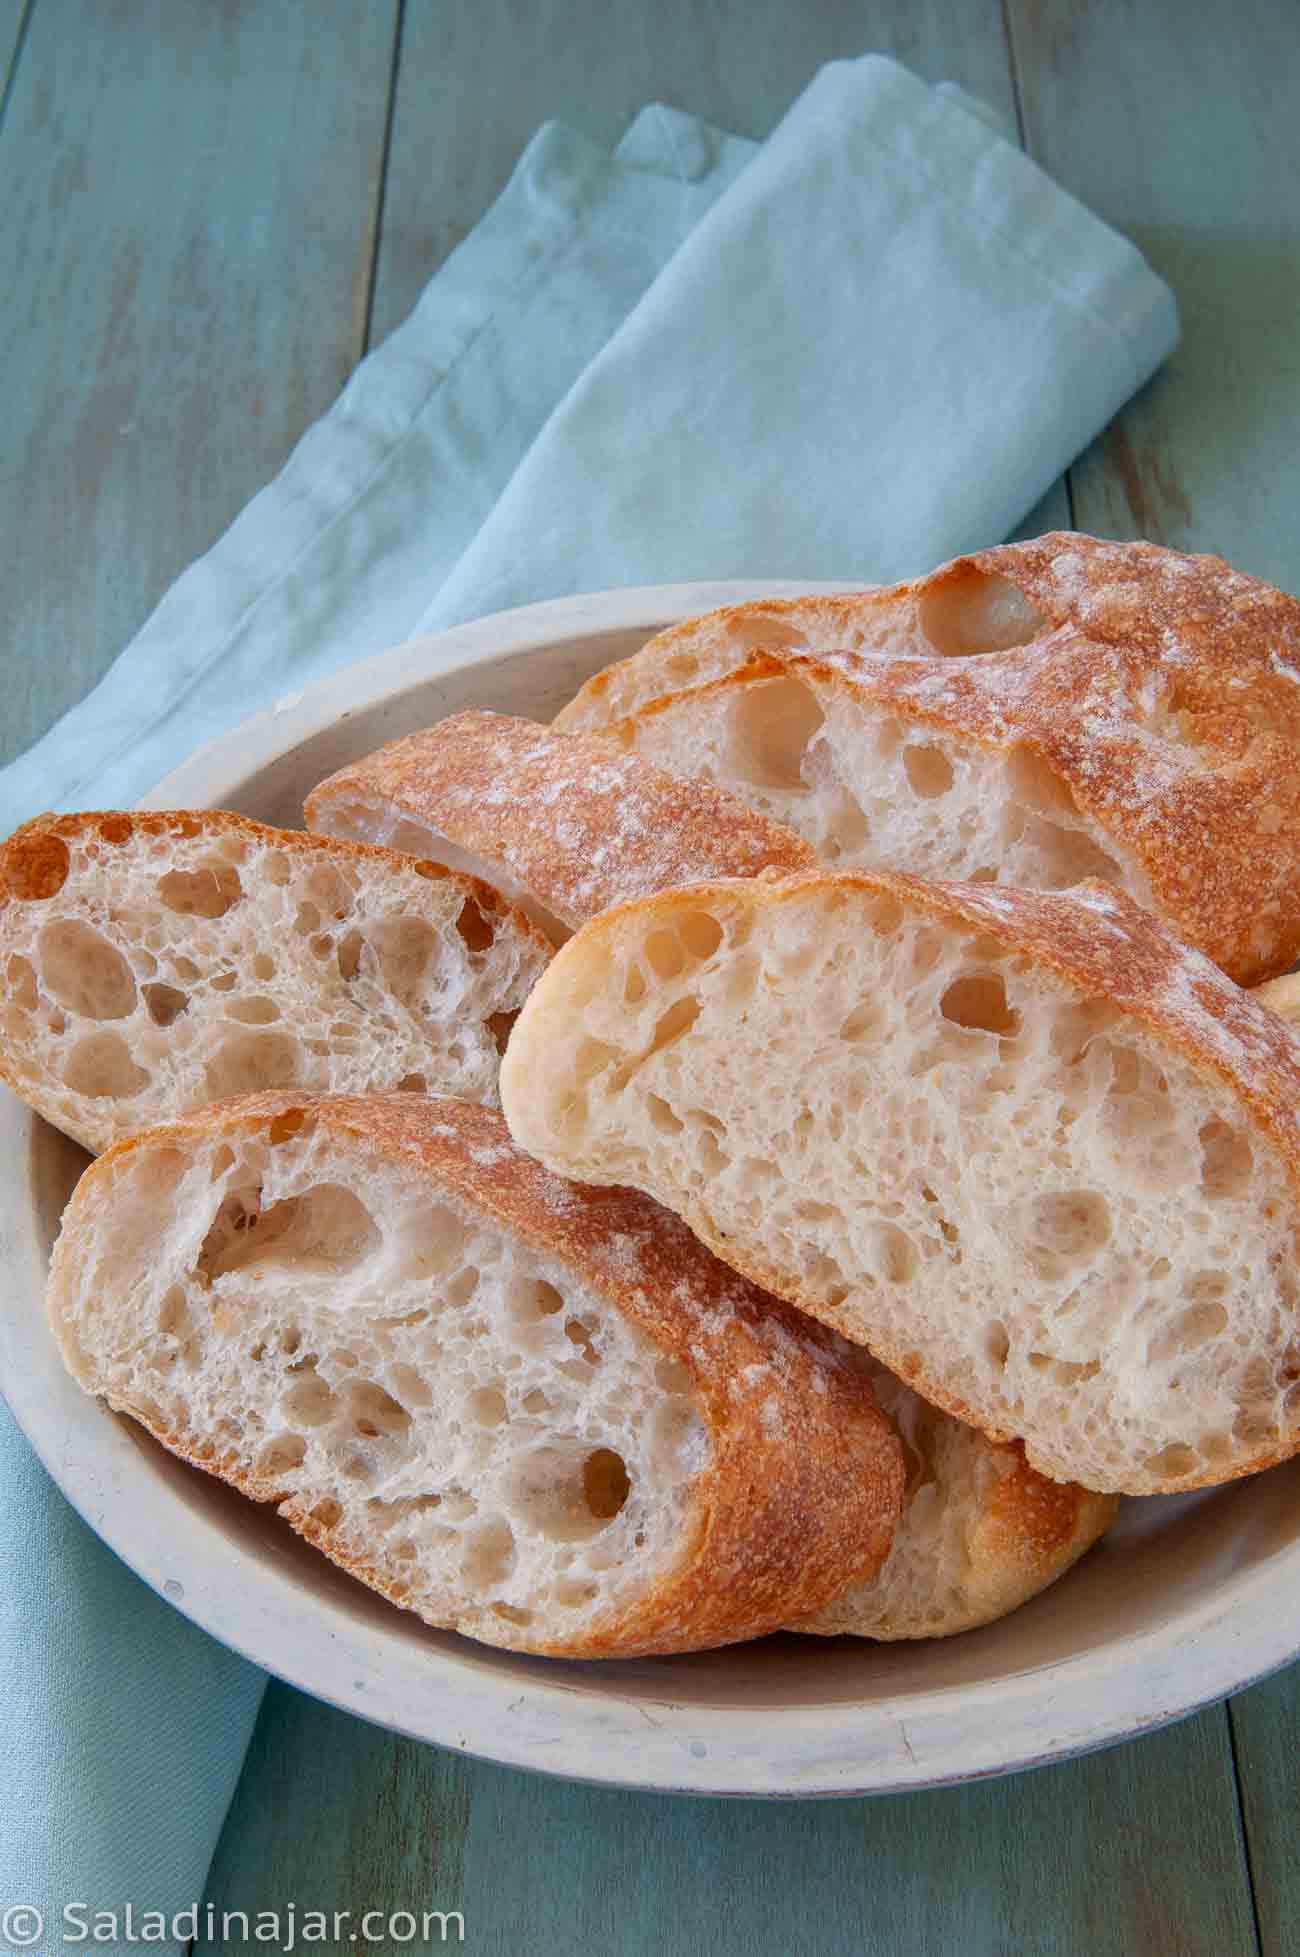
(4, 583, 1299, 1797)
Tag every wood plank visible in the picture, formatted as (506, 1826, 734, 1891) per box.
(1229, 1670, 1300, 1957)
(369, 0, 1022, 341)
(200, 1683, 1255, 1957)
(0, 0, 398, 767)
(0, 0, 31, 100)
(1005, 0, 1300, 590)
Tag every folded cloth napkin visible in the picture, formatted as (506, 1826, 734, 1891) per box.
(0, 54, 1177, 1950)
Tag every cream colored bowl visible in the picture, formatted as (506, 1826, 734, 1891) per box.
(3, 583, 1299, 1797)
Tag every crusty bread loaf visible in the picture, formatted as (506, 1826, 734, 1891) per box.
(501, 871, 1300, 1496)
(309, 728, 1115, 1633)
(305, 712, 815, 942)
(555, 535, 1300, 984)
(47, 1091, 903, 1657)
(0, 812, 551, 1153)
(792, 1360, 1116, 1639)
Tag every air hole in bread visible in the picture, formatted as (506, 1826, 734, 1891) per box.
(6, 953, 38, 1010)
(210, 971, 238, 993)
(648, 1094, 683, 1136)
(564, 1318, 600, 1366)
(1144, 1442, 1199, 1479)
(986, 1322, 1010, 1370)
(294, 902, 320, 937)
(1018, 1191, 1112, 1275)
(916, 568, 1046, 657)
(839, 1001, 880, 1042)
(310, 1496, 343, 1528)
(462, 1518, 516, 1588)
(491, 1602, 533, 1627)
(510, 1278, 564, 1325)
(676, 911, 724, 962)
(204, 1029, 302, 1100)
(555, 1578, 599, 1609)
(623, 964, 648, 1005)
(725, 676, 825, 789)
(467, 1386, 508, 1428)
(36, 919, 138, 1021)
(446, 1268, 479, 1309)
(506, 1442, 631, 1541)
(282, 1368, 338, 1428)
(267, 1107, 307, 1146)
(349, 1380, 411, 1437)
(143, 981, 189, 1027)
(870, 1223, 918, 1285)
(197, 1184, 379, 1283)
(157, 861, 243, 919)
(456, 897, 496, 954)
(902, 744, 955, 800)
(335, 930, 364, 982)
(643, 996, 700, 1061)
(940, 972, 1020, 1038)
(4, 831, 70, 900)
(224, 995, 280, 1026)
(366, 916, 437, 1008)
(64, 1031, 149, 1099)
(644, 930, 687, 980)
(256, 1433, 307, 1480)
(1200, 1118, 1254, 1199)
(584, 1447, 631, 1520)
(487, 1009, 519, 1056)
(304, 861, 354, 919)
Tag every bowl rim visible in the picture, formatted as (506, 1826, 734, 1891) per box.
(6, 579, 1300, 1798)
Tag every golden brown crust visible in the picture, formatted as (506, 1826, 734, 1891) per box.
(508, 870, 1300, 1493)
(305, 713, 815, 938)
(66, 1091, 904, 1657)
(795, 1438, 1118, 1640)
(565, 535, 1300, 984)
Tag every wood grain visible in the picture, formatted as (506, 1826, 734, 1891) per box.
(199, 1681, 1256, 1957)
(0, 0, 398, 767)
(0, 0, 30, 100)
(369, 0, 1020, 340)
(1005, 0, 1300, 591)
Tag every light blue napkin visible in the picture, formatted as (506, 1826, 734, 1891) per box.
(0, 55, 1178, 1952)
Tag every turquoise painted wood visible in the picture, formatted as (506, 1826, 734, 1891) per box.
(0, 0, 29, 96)
(202, 1684, 1257, 1957)
(0, 0, 397, 768)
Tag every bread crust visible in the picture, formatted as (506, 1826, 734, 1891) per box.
(560, 534, 1300, 984)
(305, 712, 815, 938)
(52, 1091, 905, 1657)
(502, 870, 1300, 1494)
(794, 1432, 1118, 1640)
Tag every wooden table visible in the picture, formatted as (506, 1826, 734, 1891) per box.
(4, 3, 1299, 1951)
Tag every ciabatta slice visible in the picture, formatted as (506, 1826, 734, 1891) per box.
(47, 1093, 903, 1657)
(501, 872, 1300, 1496)
(305, 712, 814, 942)
(0, 812, 551, 1152)
(556, 535, 1300, 984)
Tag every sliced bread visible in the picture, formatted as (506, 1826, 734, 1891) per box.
(305, 711, 814, 942)
(47, 1092, 904, 1657)
(309, 732, 1116, 1633)
(555, 535, 1300, 984)
(0, 811, 551, 1152)
(501, 871, 1300, 1496)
